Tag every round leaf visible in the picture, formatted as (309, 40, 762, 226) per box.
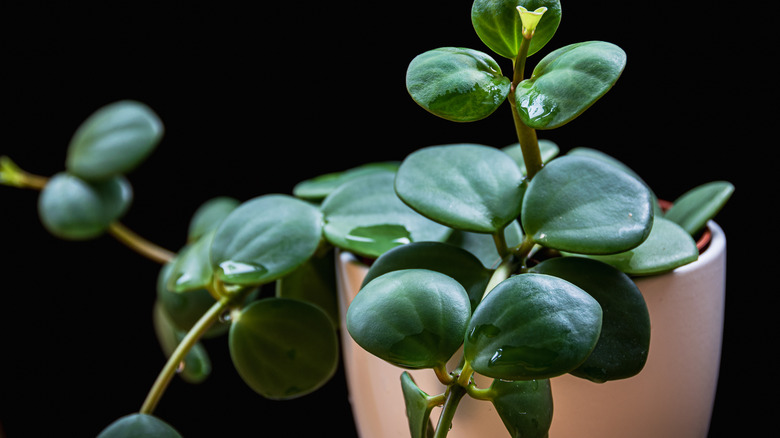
(187, 196, 239, 243)
(320, 171, 452, 258)
(471, 0, 562, 59)
(66, 100, 164, 181)
(395, 144, 525, 233)
(664, 181, 734, 237)
(275, 251, 339, 328)
(97, 413, 181, 438)
(38, 172, 132, 240)
(229, 298, 339, 399)
(490, 379, 553, 438)
(464, 273, 602, 380)
(293, 162, 401, 202)
(361, 241, 493, 313)
(406, 47, 511, 122)
(530, 257, 650, 382)
(210, 194, 323, 286)
(521, 155, 653, 254)
(577, 217, 699, 276)
(347, 269, 471, 369)
(515, 41, 626, 129)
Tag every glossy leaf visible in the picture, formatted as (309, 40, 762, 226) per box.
(361, 241, 492, 313)
(187, 196, 239, 243)
(97, 413, 181, 438)
(464, 273, 602, 380)
(275, 250, 339, 328)
(210, 194, 323, 286)
(293, 162, 401, 202)
(446, 220, 524, 269)
(321, 171, 452, 258)
(152, 300, 212, 384)
(515, 41, 626, 129)
(229, 298, 339, 399)
(406, 47, 511, 122)
(521, 155, 653, 254)
(501, 139, 560, 176)
(167, 229, 216, 293)
(38, 172, 132, 240)
(395, 144, 524, 233)
(401, 372, 436, 438)
(567, 147, 662, 217)
(347, 269, 471, 369)
(578, 217, 699, 276)
(66, 100, 163, 181)
(664, 181, 734, 236)
(489, 379, 553, 438)
(156, 261, 228, 339)
(471, 0, 562, 59)
(530, 257, 650, 382)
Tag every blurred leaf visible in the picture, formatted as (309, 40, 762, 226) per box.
(187, 196, 239, 243)
(97, 413, 181, 438)
(152, 300, 212, 384)
(293, 162, 400, 202)
(229, 298, 339, 399)
(66, 100, 163, 181)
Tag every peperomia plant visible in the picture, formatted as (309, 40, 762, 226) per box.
(344, 0, 734, 437)
(0, 1, 734, 437)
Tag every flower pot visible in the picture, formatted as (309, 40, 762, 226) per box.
(336, 221, 726, 438)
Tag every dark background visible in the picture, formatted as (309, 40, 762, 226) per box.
(0, 1, 767, 436)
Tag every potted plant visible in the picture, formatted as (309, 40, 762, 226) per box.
(1, 1, 734, 437)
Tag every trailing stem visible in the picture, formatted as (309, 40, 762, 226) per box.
(140, 296, 230, 414)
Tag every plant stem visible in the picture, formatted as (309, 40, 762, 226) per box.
(107, 222, 176, 264)
(508, 35, 543, 180)
(482, 254, 518, 300)
(433, 383, 467, 438)
(140, 297, 230, 415)
(0, 156, 48, 190)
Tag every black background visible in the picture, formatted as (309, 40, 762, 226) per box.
(0, 1, 768, 437)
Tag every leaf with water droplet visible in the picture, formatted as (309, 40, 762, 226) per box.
(514, 41, 626, 129)
(464, 273, 602, 380)
(229, 298, 339, 399)
(321, 171, 451, 258)
(210, 194, 324, 286)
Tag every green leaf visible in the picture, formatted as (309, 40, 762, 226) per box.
(446, 220, 524, 269)
(167, 229, 217, 293)
(187, 196, 239, 243)
(567, 147, 662, 217)
(401, 372, 436, 438)
(97, 413, 181, 438)
(320, 170, 452, 258)
(275, 250, 339, 328)
(156, 261, 229, 339)
(347, 269, 471, 369)
(515, 41, 626, 129)
(489, 379, 553, 438)
(210, 194, 323, 286)
(464, 273, 602, 380)
(406, 47, 511, 122)
(530, 257, 650, 382)
(361, 241, 492, 313)
(664, 181, 734, 237)
(576, 217, 699, 276)
(471, 0, 562, 59)
(501, 139, 560, 176)
(37, 172, 132, 240)
(66, 100, 164, 181)
(293, 162, 401, 202)
(521, 155, 653, 254)
(229, 298, 339, 399)
(395, 144, 525, 233)
(152, 300, 212, 384)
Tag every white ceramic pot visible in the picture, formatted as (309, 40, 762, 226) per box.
(336, 221, 726, 438)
